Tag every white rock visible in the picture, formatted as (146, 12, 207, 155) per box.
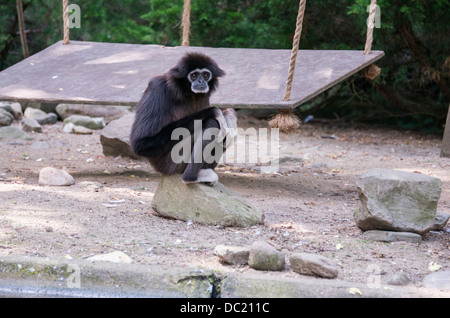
(87, 251, 133, 264)
(38, 167, 74, 186)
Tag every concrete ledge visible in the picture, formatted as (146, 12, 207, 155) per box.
(0, 255, 448, 298)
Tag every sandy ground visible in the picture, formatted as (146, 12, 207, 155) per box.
(0, 113, 449, 291)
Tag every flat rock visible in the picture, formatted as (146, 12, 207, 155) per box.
(38, 167, 74, 186)
(151, 174, 264, 227)
(100, 113, 139, 159)
(24, 107, 57, 125)
(214, 245, 250, 265)
(289, 253, 338, 279)
(248, 241, 285, 271)
(86, 251, 133, 264)
(361, 230, 422, 243)
(422, 270, 450, 291)
(354, 168, 441, 235)
(73, 125, 94, 135)
(63, 115, 105, 130)
(56, 103, 132, 123)
(21, 118, 43, 133)
(0, 126, 32, 140)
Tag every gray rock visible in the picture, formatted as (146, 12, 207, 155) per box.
(289, 253, 338, 279)
(432, 211, 450, 231)
(0, 108, 14, 126)
(361, 230, 422, 243)
(63, 115, 105, 130)
(38, 167, 74, 186)
(214, 245, 250, 265)
(386, 271, 410, 286)
(62, 122, 75, 133)
(152, 174, 264, 227)
(100, 113, 138, 159)
(0, 126, 32, 140)
(0, 101, 22, 119)
(22, 102, 57, 114)
(422, 270, 450, 291)
(21, 118, 43, 133)
(354, 168, 441, 235)
(56, 103, 132, 123)
(23, 107, 57, 125)
(248, 241, 285, 271)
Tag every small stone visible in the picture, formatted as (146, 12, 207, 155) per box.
(87, 251, 133, 264)
(56, 103, 132, 123)
(214, 245, 250, 265)
(386, 271, 410, 286)
(63, 115, 105, 130)
(432, 211, 450, 231)
(361, 230, 422, 243)
(62, 122, 75, 133)
(45, 226, 53, 232)
(21, 118, 43, 133)
(289, 253, 338, 279)
(248, 241, 285, 271)
(74, 181, 103, 192)
(0, 108, 14, 126)
(0, 102, 22, 119)
(38, 167, 74, 186)
(24, 107, 57, 125)
(73, 125, 93, 135)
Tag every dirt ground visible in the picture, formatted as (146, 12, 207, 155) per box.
(0, 113, 449, 291)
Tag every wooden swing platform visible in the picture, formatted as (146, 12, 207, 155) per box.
(0, 41, 384, 109)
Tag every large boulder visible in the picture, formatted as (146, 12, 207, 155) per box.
(100, 113, 139, 159)
(151, 174, 265, 227)
(354, 168, 441, 235)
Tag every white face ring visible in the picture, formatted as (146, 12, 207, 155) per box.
(188, 68, 212, 83)
(188, 68, 212, 93)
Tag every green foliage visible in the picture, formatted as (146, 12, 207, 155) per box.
(0, 0, 449, 131)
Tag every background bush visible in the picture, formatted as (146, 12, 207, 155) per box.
(1, 0, 449, 132)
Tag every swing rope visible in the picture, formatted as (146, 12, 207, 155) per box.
(62, 0, 70, 45)
(269, 0, 306, 133)
(181, 0, 191, 46)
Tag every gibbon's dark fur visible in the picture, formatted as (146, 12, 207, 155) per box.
(130, 52, 234, 183)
